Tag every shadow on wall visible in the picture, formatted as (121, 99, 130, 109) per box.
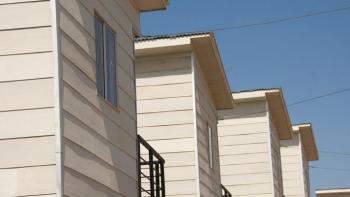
(59, 0, 138, 196)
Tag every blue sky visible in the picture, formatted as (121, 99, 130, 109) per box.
(140, 0, 350, 196)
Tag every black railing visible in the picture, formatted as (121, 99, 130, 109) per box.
(138, 135, 166, 197)
(221, 184, 232, 197)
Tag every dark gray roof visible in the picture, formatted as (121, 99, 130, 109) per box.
(135, 31, 211, 42)
(233, 88, 281, 94)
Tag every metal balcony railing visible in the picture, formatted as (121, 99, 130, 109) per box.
(221, 184, 232, 197)
(137, 135, 166, 197)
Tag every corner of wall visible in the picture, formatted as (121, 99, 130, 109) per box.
(50, 0, 63, 196)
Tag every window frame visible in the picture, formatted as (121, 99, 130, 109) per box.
(94, 14, 119, 108)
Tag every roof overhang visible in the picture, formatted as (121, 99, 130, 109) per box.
(135, 32, 235, 110)
(131, 0, 168, 12)
(233, 89, 293, 140)
(316, 188, 350, 195)
(293, 123, 319, 161)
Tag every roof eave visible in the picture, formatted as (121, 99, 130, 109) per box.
(265, 89, 293, 140)
(133, 0, 168, 12)
(295, 123, 319, 161)
(191, 34, 235, 110)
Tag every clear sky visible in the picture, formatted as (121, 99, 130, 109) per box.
(140, 0, 350, 196)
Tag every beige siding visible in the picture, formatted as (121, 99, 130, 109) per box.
(0, 1, 56, 196)
(269, 119, 284, 197)
(281, 134, 304, 197)
(136, 54, 198, 196)
(218, 101, 273, 197)
(58, 0, 139, 196)
(194, 58, 222, 197)
(302, 145, 311, 197)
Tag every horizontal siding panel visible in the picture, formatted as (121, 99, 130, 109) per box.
(220, 152, 270, 165)
(0, 52, 53, 82)
(161, 152, 196, 167)
(282, 163, 302, 172)
(64, 114, 137, 177)
(64, 139, 137, 196)
(219, 132, 268, 146)
(138, 123, 194, 140)
(0, 27, 52, 55)
(138, 110, 193, 127)
(165, 166, 196, 181)
(166, 180, 197, 196)
(59, 8, 96, 59)
(0, 108, 54, 139)
(143, 138, 195, 154)
(218, 123, 269, 136)
(62, 83, 136, 138)
(137, 83, 192, 100)
(282, 155, 301, 164)
(0, 1, 50, 30)
(0, 136, 55, 168)
(0, 78, 53, 111)
(136, 68, 192, 87)
(219, 142, 269, 155)
(221, 162, 270, 175)
(221, 173, 271, 186)
(225, 183, 272, 196)
(284, 187, 303, 195)
(63, 111, 136, 157)
(62, 57, 136, 119)
(0, 165, 56, 197)
(64, 167, 123, 197)
(137, 96, 193, 113)
(0, 0, 45, 4)
(136, 54, 191, 74)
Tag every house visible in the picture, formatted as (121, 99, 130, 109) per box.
(0, 0, 167, 196)
(135, 32, 235, 196)
(218, 88, 293, 197)
(316, 189, 350, 197)
(280, 123, 319, 197)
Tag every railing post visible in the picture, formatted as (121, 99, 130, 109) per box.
(137, 137, 141, 197)
(160, 162, 165, 197)
(155, 163, 160, 197)
(149, 150, 155, 197)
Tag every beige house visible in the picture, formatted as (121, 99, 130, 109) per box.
(135, 32, 235, 196)
(316, 189, 350, 197)
(0, 0, 167, 197)
(280, 123, 319, 197)
(218, 89, 293, 197)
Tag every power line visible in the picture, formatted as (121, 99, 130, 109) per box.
(288, 87, 350, 107)
(206, 5, 350, 32)
(310, 165, 350, 172)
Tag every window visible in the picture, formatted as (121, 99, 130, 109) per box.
(207, 124, 213, 169)
(95, 16, 117, 107)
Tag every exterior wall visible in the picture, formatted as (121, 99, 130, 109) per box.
(268, 118, 284, 197)
(136, 53, 197, 196)
(194, 56, 222, 196)
(280, 134, 305, 197)
(58, 0, 140, 196)
(0, 1, 57, 197)
(218, 101, 274, 197)
(302, 144, 311, 197)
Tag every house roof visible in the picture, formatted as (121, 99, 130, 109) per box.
(135, 32, 234, 110)
(293, 123, 319, 161)
(131, 0, 168, 12)
(232, 88, 293, 140)
(316, 188, 350, 195)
